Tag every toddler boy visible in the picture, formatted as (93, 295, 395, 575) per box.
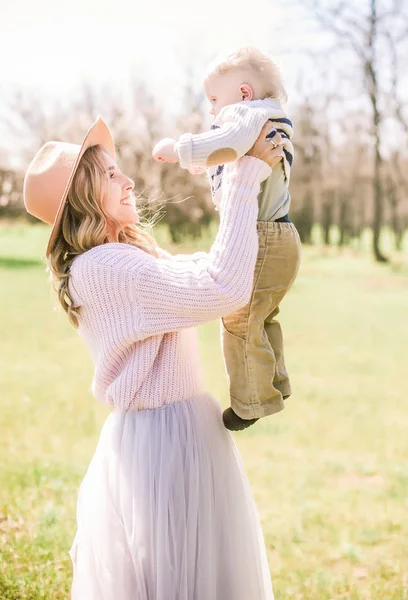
(153, 47, 301, 431)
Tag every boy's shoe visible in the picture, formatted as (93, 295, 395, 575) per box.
(222, 407, 259, 431)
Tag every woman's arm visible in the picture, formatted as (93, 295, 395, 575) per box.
(76, 124, 283, 337)
(133, 157, 271, 335)
(160, 248, 209, 263)
(80, 157, 270, 337)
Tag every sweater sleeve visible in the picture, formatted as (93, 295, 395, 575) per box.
(160, 249, 209, 263)
(176, 103, 270, 170)
(80, 157, 269, 338)
(133, 157, 271, 335)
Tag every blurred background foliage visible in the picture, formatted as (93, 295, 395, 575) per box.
(1, 0, 407, 263)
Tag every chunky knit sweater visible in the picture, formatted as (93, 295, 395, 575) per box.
(68, 157, 271, 411)
(176, 99, 293, 179)
(176, 98, 294, 222)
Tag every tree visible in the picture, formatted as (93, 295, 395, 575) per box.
(0, 81, 216, 242)
(295, 0, 408, 261)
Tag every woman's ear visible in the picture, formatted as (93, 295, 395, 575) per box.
(240, 84, 254, 101)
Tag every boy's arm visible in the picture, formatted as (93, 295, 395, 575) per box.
(151, 136, 207, 174)
(176, 103, 270, 170)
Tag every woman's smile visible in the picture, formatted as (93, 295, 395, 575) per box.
(120, 195, 134, 206)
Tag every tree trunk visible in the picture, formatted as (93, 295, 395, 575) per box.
(321, 189, 334, 245)
(338, 194, 348, 247)
(395, 230, 404, 252)
(293, 190, 314, 245)
(388, 182, 403, 252)
(369, 0, 388, 262)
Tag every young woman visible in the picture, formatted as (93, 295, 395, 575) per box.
(24, 116, 283, 600)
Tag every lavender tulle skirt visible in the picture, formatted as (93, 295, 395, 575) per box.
(69, 392, 274, 600)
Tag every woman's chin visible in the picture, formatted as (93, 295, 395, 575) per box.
(122, 214, 140, 226)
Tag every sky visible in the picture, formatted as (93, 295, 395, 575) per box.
(2, 0, 403, 164)
(0, 0, 318, 144)
(0, 0, 307, 96)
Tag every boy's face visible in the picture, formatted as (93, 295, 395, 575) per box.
(204, 71, 250, 118)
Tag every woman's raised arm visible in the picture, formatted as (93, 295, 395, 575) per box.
(74, 124, 283, 336)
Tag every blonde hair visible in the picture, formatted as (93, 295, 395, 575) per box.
(47, 145, 160, 328)
(205, 46, 287, 103)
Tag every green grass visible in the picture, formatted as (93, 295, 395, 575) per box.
(1, 223, 408, 599)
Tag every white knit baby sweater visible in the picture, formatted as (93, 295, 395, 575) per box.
(176, 98, 294, 221)
(68, 157, 271, 411)
(177, 99, 293, 181)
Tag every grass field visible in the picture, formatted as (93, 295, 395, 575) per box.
(1, 223, 408, 599)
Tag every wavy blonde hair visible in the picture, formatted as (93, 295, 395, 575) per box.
(47, 145, 160, 329)
(205, 46, 287, 103)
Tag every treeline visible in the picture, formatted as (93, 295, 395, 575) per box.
(0, 85, 216, 245)
(1, 0, 407, 261)
(1, 87, 407, 253)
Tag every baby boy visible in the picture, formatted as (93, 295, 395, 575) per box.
(153, 47, 301, 431)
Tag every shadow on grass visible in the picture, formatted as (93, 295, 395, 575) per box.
(0, 256, 43, 269)
(0, 574, 22, 600)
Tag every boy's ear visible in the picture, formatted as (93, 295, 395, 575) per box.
(240, 84, 254, 101)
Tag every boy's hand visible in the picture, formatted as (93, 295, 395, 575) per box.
(152, 138, 179, 163)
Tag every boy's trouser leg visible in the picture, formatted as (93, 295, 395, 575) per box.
(264, 306, 292, 399)
(221, 222, 301, 420)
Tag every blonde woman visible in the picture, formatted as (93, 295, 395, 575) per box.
(24, 116, 283, 600)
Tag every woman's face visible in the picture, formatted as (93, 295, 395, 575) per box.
(100, 151, 139, 236)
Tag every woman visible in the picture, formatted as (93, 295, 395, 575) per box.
(24, 116, 284, 599)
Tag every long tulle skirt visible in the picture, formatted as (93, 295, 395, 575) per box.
(69, 392, 274, 599)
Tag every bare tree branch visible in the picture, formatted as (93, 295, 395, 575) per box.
(300, 0, 368, 58)
(385, 30, 408, 137)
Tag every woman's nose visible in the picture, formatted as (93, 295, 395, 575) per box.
(124, 177, 134, 191)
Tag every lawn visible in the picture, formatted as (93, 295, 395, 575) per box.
(1, 223, 408, 599)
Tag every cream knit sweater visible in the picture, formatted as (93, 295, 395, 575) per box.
(68, 157, 271, 411)
(176, 98, 294, 222)
(177, 98, 294, 184)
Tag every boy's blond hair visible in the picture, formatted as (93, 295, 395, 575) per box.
(205, 46, 287, 103)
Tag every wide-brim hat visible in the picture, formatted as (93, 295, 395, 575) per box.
(23, 116, 115, 258)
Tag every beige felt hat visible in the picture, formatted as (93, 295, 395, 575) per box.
(23, 116, 115, 258)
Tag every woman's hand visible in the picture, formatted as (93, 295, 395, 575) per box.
(246, 122, 284, 169)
